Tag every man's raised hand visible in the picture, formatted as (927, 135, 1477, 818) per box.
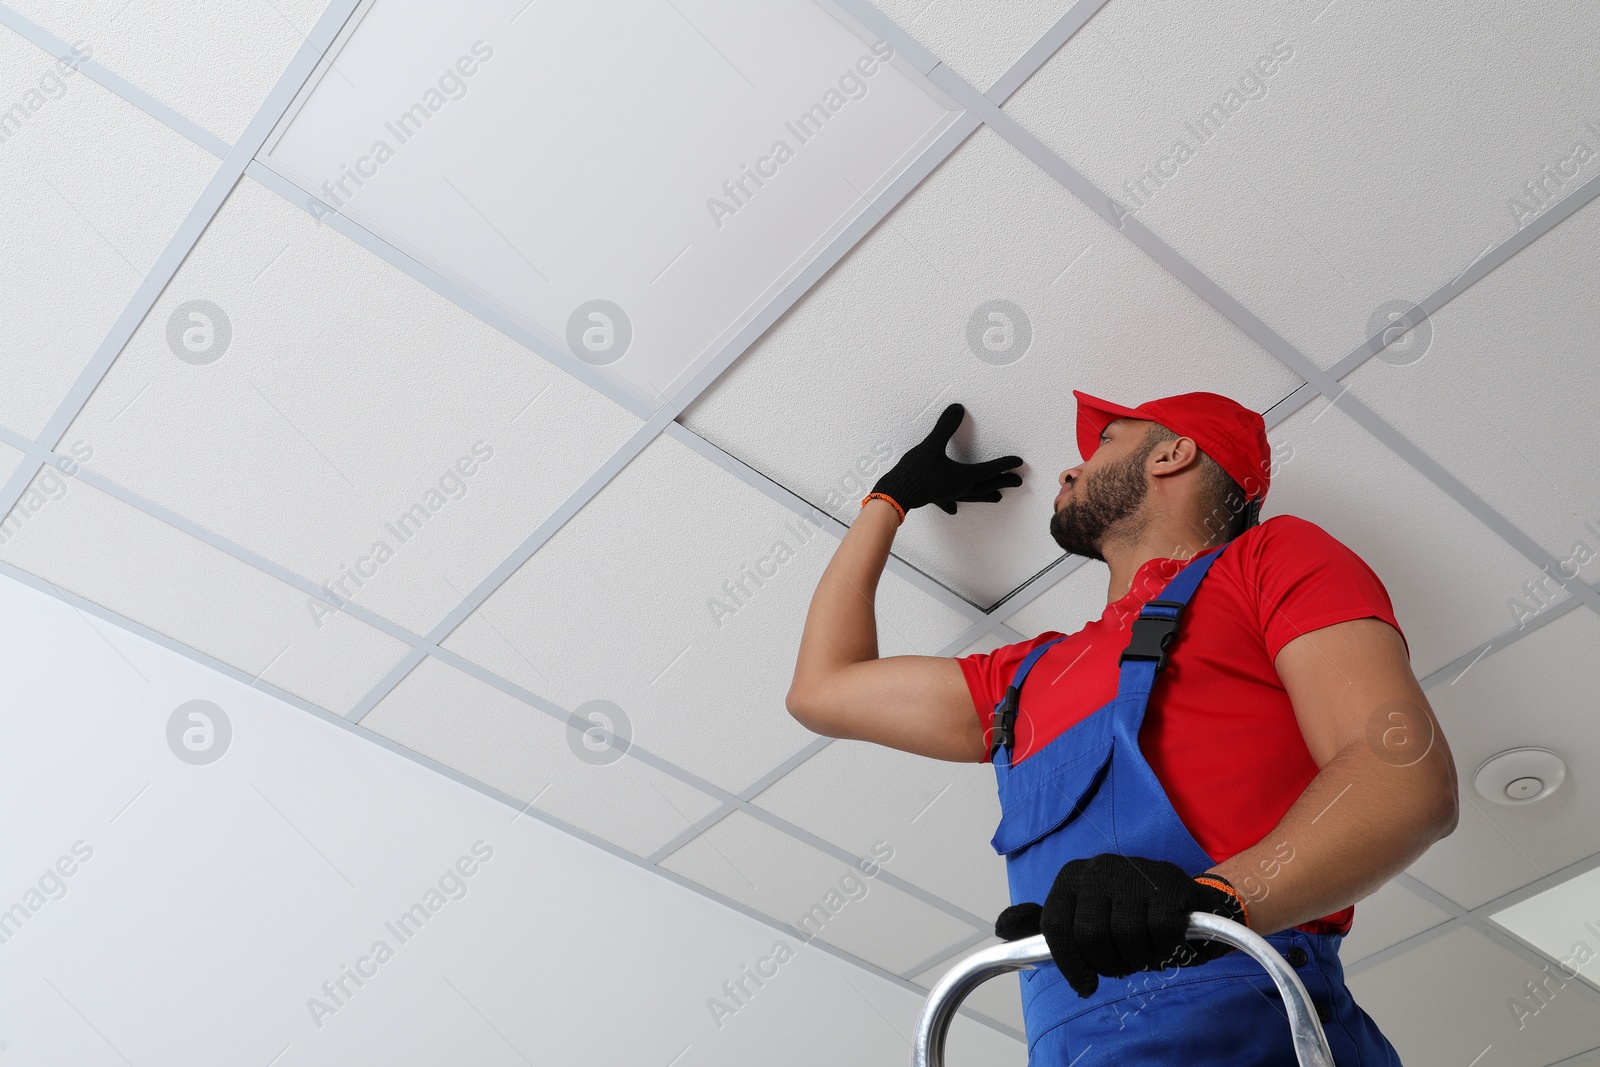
(869, 403, 1023, 517)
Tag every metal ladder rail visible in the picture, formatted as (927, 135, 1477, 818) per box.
(911, 912, 1337, 1067)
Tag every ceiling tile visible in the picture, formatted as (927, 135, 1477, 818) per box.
(870, 0, 1079, 91)
(362, 655, 722, 859)
(749, 736, 1009, 919)
(1006, 557, 1110, 640)
(1348, 925, 1600, 1067)
(0, 468, 409, 713)
(440, 431, 971, 796)
(1404, 607, 1600, 910)
(265, 0, 957, 406)
(911, 935, 1025, 1033)
(1341, 880, 1454, 966)
(657, 808, 976, 975)
(1264, 391, 1548, 679)
(0, 25, 216, 438)
(684, 125, 1300, 606)
(1490, 862, 1600, 1001)
(1476, 0, 1600, 140)
(0, 441, 22, 488)
(1345, 194, 1600, 590)
(6, 0, 330, 141)
(959, 629, 1015, 657)
(64, 175, 642, 638)
(1004, 0, 1598, 368)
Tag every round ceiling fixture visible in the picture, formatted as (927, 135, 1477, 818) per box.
(1473, 747, 1566, 806)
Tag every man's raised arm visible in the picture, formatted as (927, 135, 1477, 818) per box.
(784, 404, 1024, 763)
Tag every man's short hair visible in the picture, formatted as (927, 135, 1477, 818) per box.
(1143, 422, 1250, 541)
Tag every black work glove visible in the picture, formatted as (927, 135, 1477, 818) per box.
(995, 854, 1246, 999)
(871, 403, 1023, 516)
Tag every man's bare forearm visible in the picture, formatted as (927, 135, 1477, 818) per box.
(789, 499, 901, 701)
(1203, 742, 1457, 935)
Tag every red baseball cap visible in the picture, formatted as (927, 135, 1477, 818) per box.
(1073, 389, 1273, 504)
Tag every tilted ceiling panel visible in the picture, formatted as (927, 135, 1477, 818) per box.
(0, 469, 409, 712)
(1263, 395, 1548, 679)
(658, 808, 975, 976)
(1345, 194, 1600, 595)
(750, 737, 1010, 920)
(265, 0, 958, 407)
(911, 936, 1024, 1033)
(362, 655, 723, 859)
(0, 25, 216, 438)
(1404, 607, 1600, 911)
(1348, 925, 1600, 1067)
(440, 431, 971, 796)
(1003, 0, 1600, 369)
(868, 0, 1080, 90)
(6, 0, 332, 141)
(684, 125, 1300, 607)
(64, 175, 641, 638)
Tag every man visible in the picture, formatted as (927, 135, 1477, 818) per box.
(785, 391, 1457, 1065)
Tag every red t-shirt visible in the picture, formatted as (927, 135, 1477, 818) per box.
(959, 515, 1406, 936)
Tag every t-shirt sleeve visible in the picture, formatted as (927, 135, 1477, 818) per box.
(956, 632, 1066, 764)
(1242, 516, 1408, 662)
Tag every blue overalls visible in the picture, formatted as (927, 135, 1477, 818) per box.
(989, 542, 1404, 1066)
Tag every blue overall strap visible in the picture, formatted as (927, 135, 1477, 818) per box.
(1116, 542, 1230, 696)
(988, 635, 1065, 762)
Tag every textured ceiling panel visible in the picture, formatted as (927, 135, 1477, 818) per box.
(1004, 0, 1598, 368)
(64, 175, 641, 637)
(869, 0, 1079, 90)
(5, 0, 330, 141)
(1263, 395, 1548, 679)
(1346, 195, 1600, 586)
(266, 0, 957, 407)
(911, 935, 1024, 1033)
(1403, 607, 1600, 910)
(684, 125, 1300, 606)
(958, 629, 1014, 657)
(1339, 880, 1453, 966)
(1349, 925, 1600, 1067)
(362, 655, 723, 859)
(1006, 557, 1109, 640)
(750, 737, 1009, 919)
(0, 470, 409, 712)
(0, 26, 216, 438)
(441, 431, 970, 796)
(0, 441, 21, 490)
(658, 808, 975, 976)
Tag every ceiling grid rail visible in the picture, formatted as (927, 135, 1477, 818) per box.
(0, 3, 230, 157)
(0, 0, 370, 524)
(0, 553, 1012, 1044)
(1, 0, 1597, 1020)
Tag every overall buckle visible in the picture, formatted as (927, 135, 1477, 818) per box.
(989, 685, 1020, 760)
(1119, 599, 1185, 674)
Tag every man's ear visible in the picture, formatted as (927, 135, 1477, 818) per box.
(1149, 435, 1201, 477)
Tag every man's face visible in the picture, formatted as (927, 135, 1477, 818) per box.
(1049, 419, 1154, 561)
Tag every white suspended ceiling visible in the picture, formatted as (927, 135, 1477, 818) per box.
(2, 0, 1599, 1058)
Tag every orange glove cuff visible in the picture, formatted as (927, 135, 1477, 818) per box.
(860, 492, 906, 524)
(1193, 874, 1250, 929)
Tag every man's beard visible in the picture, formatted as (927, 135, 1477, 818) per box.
(1049, 449, 1151, 561)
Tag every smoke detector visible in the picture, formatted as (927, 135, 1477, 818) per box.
(1473, 748, 1566, 806)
